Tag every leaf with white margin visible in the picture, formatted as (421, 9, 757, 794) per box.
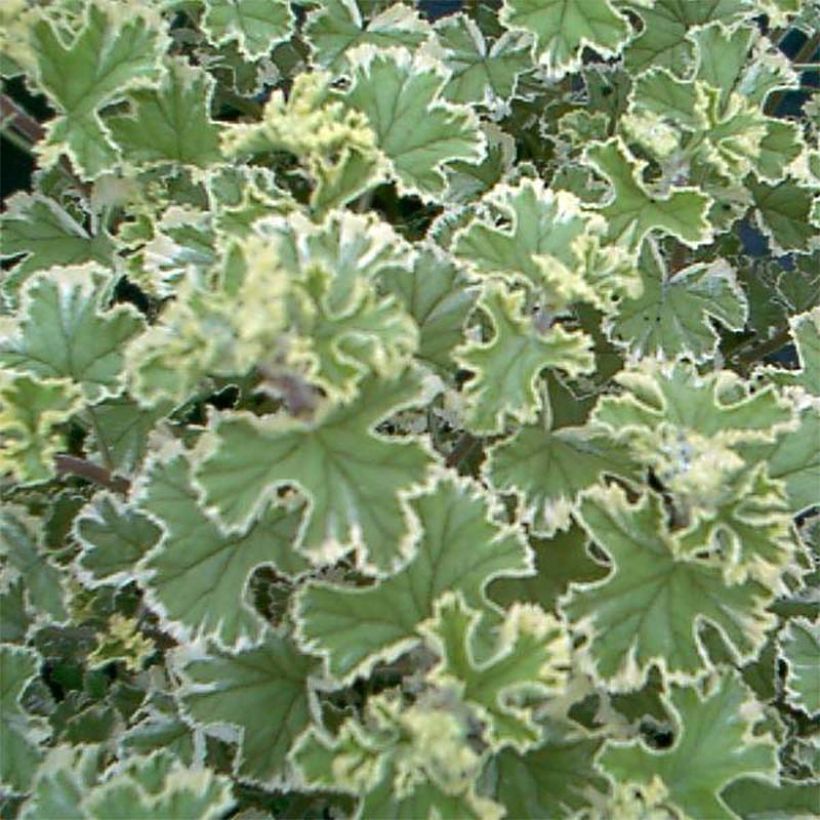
(75, 493, 161, 587)
(750, 179, 816, 254)
(561, 485, 775, 688)
(1, 507, 68, 622)
(500, 0, 629, 78)
(583, 138, 712, 253)
(295, 476, 531, 683)
(344, 46, 485, 201)
(780, 618, 820, 716)
(28, 3, 165, 177)
(0, 374, 83, 485)
(177, 636, 318, 784)
(421, 592, 569, 752)
(492, 732, 609, 818)
(0, 267, 144, 403)
(139, 452, 307, 649)
(0, 192, 114, 296)
(606, 241, 747, 363)
(452, 178, 609, 298)
(195, 372, 435, 574)
(432, 14, 532, 107)
(766, 307, 820, 397)
(304, 0, 430, 70)
(454, 281, 593, 434)
(107, 58, 222, 168)
(723, 777, 820, 820)
(1, 645, 47, 794)
(676, 465, 797, 586)
(200, 0, 294, 58)
(598, 673, 777, 820)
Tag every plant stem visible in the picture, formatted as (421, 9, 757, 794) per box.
(54, 454, 130, 493)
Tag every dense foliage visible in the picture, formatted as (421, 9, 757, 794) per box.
(1, 0, 818, 817)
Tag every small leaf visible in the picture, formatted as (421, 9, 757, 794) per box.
(780, 618, 820, 716)
(751, 179, 816, 254)
(200, 0, 294, 58)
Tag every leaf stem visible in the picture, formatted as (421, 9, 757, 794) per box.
(54, 454, 130, 493)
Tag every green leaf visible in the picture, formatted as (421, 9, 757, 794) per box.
(304, 0, 430, 70)
(177, 636, 318, 783)
(1, 507, 68, 622)
(107, 58, 222, 168)
(751, 179, 816, 254)
(200, 0, 294, 58)
(0, 193, 114, 298)
(781, 618, 820, 716)
(195, 373, 434, 574)
(500, 0, 630, 78)
(492, 733, 609, 818)
(1, 645, 46, 794)
(421, 592, 569, 751)
(562, 485, 775, 687)
(0, 267, 144, 403)
(723, 777, 820, 819)
(295, 476, 531, 682)
(75, 493, 161, 587)
(434, 14, 532, 107)
(383, 246, 478, 373)
(583, 138, 712, 252)
(30, 3, 165, 177)
(455, 282, 594, 434)
(344, 46, 485, 200)
(0, 578, 32, 644)
(768, 307, 820, 397)
(0, 374, 83, 485)
(606, 241, 747, 362)
(598, 673, 778, 820)
(139, 452, 307, 648)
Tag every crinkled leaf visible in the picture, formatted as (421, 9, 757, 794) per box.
(75, 493, 161, 587)
(562, 486, 775, 687)
(344, 46, 484, 200)
(139, 453, 307, 649)
(29, 3, 165, 177)
(0, 267, 144, 403)
(500, 0, 630, 78)
(598, 674, 778, 820)
(583, 138, 712, 252)
(421, 592, 569, 751)
(492, 733, 609, 818)
(607, 241, 747, 362)
(107, 58, 222, 168)
(295, 476, 531, 682)
(455, 282, 593, 434)
(781, 618, 820, 716)
(195, 373, 433, 574)
(0, 374, 83, 485)
(1, 508, 68, 622)
(433, 14, 532, 106)
(200, 0, 294, 58)
(178, 636, 318, 783)
(305, 0, 430, 69)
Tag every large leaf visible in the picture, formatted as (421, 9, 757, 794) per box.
(500, 0, 630, 78)
(295, 476, 531, 682)
(139, 452, 307, 649)
(598, 674, 778, 819)
(29, 3, 165, 176)
(344, 46, 485, 200)
(177, 636, 318, 783)
(195, 373, 434, 574)
(583, 138, 712, 252)
(0, 267, 144, 403)
(200, 0, 294, 58)
(562, 485, 775, 688)
(454, 282, 593, 434)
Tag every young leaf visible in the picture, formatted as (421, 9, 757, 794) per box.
(562, 485, 775, 688)
(598, 674, 778, 820)
(295, 476, 531, 682)
(139, 452, 307, 649)
(195, 373, 435, 573)
(500, 0, 630, 78)
(177, 636, 318, 784)
(200, 0, 294, 59)
(1, 267, 144, 403)
(344, 46, 485, 200)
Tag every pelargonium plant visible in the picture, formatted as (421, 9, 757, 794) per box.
(0, 0, 818, 817)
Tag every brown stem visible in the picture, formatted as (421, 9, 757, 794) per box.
(733, 326, 793, 373)
(445, 433, 480, 469)
(54, 454, 130, 494)
(0, 93, 45, 144)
